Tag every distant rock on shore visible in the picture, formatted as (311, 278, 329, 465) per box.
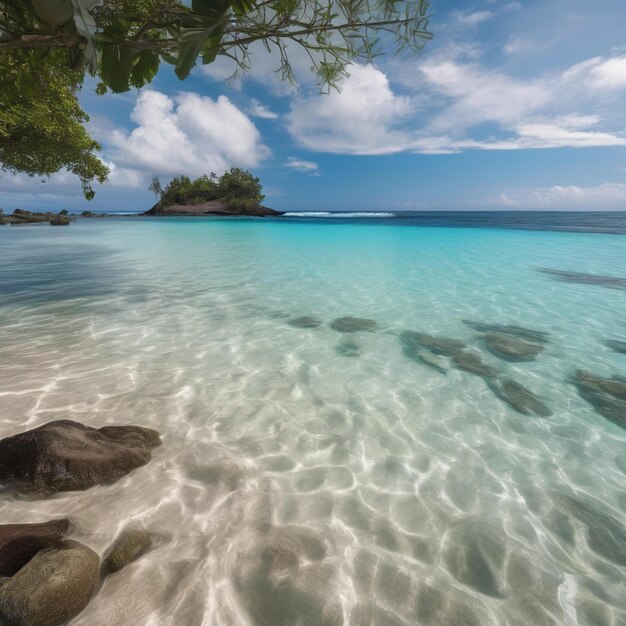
(0, 209, 72, 225)
(143, 200, 283, 217)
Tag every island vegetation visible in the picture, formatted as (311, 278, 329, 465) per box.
(144, 168, 281, 216)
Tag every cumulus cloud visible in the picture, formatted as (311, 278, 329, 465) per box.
(284, 157, 320, 174)
(287, 50, 626, 155)
(109, 90, 270, 177)
(288, 64, 413, 154)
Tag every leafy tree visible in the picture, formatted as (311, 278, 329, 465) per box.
(0, 0, 432, 197)
(149, 175, 163, 198)
(0, 48, 109, 199)
(217, 168, 264, 209)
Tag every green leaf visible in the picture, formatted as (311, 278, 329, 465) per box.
(100, 44, 134, 93)
(131, 50, 160, 88)
(231, 0, 254, 15)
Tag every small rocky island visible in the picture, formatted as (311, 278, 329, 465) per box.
(143, 168, 283, 217)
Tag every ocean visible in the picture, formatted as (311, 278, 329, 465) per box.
(0, 212, 624, 625)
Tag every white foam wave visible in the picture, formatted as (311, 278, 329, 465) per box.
(283, 211, 396, 218)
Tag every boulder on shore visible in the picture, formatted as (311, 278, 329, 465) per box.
(0, 540, 99, 626)
(0, 420, 161, 494)
(0, 519, 70, 577)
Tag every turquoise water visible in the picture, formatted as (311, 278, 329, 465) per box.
(0, 217, 625, 625)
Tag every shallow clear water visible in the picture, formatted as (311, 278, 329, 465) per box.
(0, 216, 625, 626)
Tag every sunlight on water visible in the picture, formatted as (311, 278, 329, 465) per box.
(0, 217, 625, 625)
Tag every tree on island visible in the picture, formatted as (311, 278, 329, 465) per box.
(150, 168, 265, 212)
(0, 0, 432, 198)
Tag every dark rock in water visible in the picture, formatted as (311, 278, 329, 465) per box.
(81, 211, 93, 217)
(483, 333, 544, 362)
(49, 215, 70, 226)
(537, 268, 626, 291)
(401, 331, 465, 356)
(605, 339, 626, 355)
(58, 209, 68, 216)
(0, 420, 161, 494)
(0, 540, 99, 626)
(462, 320, 550, 344)
(489, 380, 552, 416)
(400, 335, 447, 373)
(572, 370, 626, 429)
(451, 352, 497, 378)
(335, 339, 359, 358)
(103, 529, 155, 574)
(144, 201, 283, 217)
(288, 316, 322, 329)
(0, 519, 70, 577)
(329, 317, 377, 333)
(553, 494, 626, 567)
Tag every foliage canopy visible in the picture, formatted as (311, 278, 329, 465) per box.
(153, 168, 265, 210)
(0, 0, 431, 198)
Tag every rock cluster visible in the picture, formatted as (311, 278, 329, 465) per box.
(0, 420, 162, 625)
(0, 209, 72, 226)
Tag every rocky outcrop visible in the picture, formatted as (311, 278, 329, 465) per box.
(1, 210, 72, 225)
(0, 540, 99, 626)
(572, 370, 626, 428)
(0, 520, 70, 577)
(330, 317, 378, 333)
(483, 333, 544, 362)
(143, 201, 283, 217)
(49, 215, 70, 226)
(0, 420, 161, 494)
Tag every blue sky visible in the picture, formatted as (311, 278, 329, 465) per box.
(2, 0, 626, 212)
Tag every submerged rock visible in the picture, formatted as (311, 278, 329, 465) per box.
(103, 529, 155, 575)
(329, 317, 377, 333)
(463, 320, 550, 343)
(400, 335, 447, 373)
(605, 339, 626, 355)
(335, 339, 360, 358)
(0, 519, 70, 577)
(401, 331, 465, 356)
(288, 316, 323, 329)
(0, 540, 99, 626)
(553, 494, 626, 567)
(0, 420, 161, 494)
(537, 268, 626, 291)
(451, 351, 497, 378)
(489, 379, 552, 416)
(483, 333, 544, 362)
(572, 370, 626, 429)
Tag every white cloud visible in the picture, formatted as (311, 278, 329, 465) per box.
(284, 157, 320, 174)
(564, 55, 626, 90)
(249, 99, 279, 120)
(109, 90, 270, 177)
(485, 183, 626, 210)
(452, 10, 495, 27)
(288, 64, 413, 154)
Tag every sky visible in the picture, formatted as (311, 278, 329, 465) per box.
(2, 0, 626, 212)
